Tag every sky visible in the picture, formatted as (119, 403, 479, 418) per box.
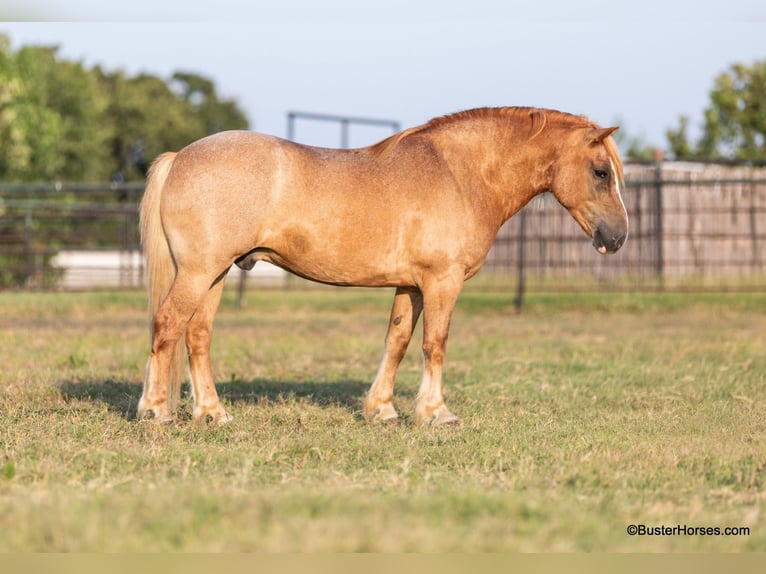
(1, 0, 765, 150)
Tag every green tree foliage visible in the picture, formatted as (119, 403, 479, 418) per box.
(0, 38, 62, 179)
(16, 44, 113, 180)
(667, 60, 766, 161)
(172, 71, 250, 136)
(0, 34, 250, 182)
(612, 124, 658, 162)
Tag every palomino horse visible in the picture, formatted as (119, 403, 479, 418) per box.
(137, 106, 628, 426)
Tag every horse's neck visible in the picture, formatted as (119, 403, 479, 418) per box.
(431, 122, 556, 224)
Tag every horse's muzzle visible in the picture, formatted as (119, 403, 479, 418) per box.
(592, 221, 627, 254)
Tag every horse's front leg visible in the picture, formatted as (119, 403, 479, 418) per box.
(414, 270, 463, 426)
(363, 287, 423, 423)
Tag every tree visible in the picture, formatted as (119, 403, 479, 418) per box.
(0, 37, 63, 180)
(99, 69, 201, 180)
(15, 45, 113, 180)
(666, 60, 766, 161)
(665, 116, 693, 160)
(609, 117, 659, 162)
(171, 71, 248, 135)
(96, 70, 251, 181)
(0, 34, 251, 182)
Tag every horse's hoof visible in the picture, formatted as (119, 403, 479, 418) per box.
(416, 404, 460, 426)
(374, 411, 401, 425)
(137, 406, 174, 424)
(431, 409, 460, 426)
(214, 412, 234, 426)
(366, 402, 399, 424)
(193, 405, 233, 426)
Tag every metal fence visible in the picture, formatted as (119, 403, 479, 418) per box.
(0, 182, 143, 289)
(1, 161, 765, 293)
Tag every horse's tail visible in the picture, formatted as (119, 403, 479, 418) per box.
(140, 152, 185, 412)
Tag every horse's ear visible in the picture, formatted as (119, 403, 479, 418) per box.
(589, 126, 619, 145)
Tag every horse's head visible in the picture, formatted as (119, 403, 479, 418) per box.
(550, 126, 628, 254)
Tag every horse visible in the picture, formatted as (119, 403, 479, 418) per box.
(137, 106, 628, 426)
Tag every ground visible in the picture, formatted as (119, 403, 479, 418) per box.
(0, 288, 764, 552)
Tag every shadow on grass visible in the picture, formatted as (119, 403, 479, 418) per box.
(58, 377, 377, 421)
(58, 380, 139, 419)
(217, 379, 369, 410)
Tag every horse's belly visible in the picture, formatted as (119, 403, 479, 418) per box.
(259, 247, 411, 287)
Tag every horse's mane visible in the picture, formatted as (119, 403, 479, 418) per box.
(370, 107, 623, 182)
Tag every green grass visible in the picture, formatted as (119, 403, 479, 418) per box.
(0, 289, 765, 551)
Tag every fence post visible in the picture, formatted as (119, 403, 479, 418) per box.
(340, 118, 350, 149)
(515, 209, 527, 314)
(237, 268, 247, 308)
(127, 186, 140, 288)
(749, 177, 759, 270)
(24, 204, 33, 287)
(654, 161, 664, 287)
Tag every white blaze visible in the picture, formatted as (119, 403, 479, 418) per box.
(609, 158, 627, 217)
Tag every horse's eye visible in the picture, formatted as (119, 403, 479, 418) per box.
(594, 168, 609, 179)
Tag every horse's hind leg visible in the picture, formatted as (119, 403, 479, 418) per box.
(363, 287, 423, 423)
(139, 270, 220, 422)
(186, 278, 232, 424)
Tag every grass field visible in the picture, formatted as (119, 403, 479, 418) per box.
(0, 288, 764, 552)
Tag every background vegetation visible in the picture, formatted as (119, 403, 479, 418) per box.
(666, 61, 766, 162)
(610, 60, 766, 162)
(0, 34, 249, 182)
(1, 290, 764, 551)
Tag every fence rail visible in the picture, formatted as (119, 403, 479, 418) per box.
(1, 162, 765, 294)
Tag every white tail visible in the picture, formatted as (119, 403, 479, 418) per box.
(140, 152, 185, 412)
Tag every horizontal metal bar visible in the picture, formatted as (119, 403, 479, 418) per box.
(0, 182, 144, 194)
(1, 199, 138, 215)
(287, 111, 400, 130)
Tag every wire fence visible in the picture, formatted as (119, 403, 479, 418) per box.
(1, 161, 765, 295)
